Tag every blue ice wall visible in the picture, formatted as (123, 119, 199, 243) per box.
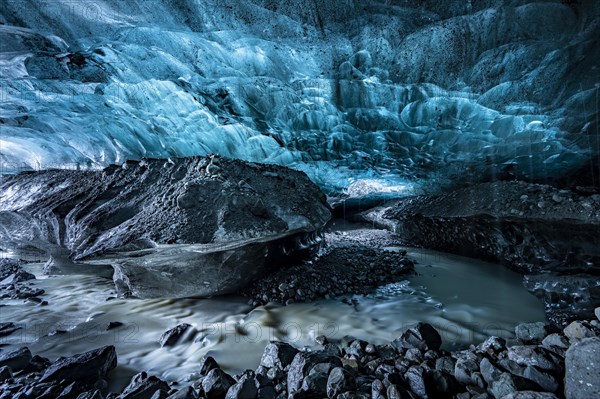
(0, 0, 598, 196)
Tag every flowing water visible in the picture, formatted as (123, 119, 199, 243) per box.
(0, 247, 545, 390)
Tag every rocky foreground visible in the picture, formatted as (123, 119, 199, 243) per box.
(1, 312, 599, 399)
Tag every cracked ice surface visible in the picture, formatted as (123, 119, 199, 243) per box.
(0, 0, 598, 196)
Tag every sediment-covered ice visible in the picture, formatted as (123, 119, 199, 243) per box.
(0, 0, 598, 195)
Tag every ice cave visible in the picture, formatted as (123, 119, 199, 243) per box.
(0, 0, 599, 398)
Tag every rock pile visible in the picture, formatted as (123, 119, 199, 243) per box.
(2, 312, 599, 398)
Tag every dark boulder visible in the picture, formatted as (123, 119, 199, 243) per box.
(119, 372, 170, 399)
(327, 367, 356, 398)
(565, 337, 600, 399)
(260, 342, 299, 370)
(159, 324, 194, 347)
(0, 347, 31, 371)
(40, 346, 117, 385)
(202, 368, 236, 399)
(394, 323, 442, 352)
(287, 351, 342, 395)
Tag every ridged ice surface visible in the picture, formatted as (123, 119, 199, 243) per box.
(0, 0, 598, 194)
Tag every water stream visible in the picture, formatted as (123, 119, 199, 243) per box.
(0, 246, 545, 390)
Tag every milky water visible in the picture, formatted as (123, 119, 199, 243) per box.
(0, 248, 545, 390)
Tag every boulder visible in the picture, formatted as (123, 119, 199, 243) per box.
(40, 346, 117, 384)
(563, 321, 597, 342)
(0, 347, 31, 371)
(0, 322, 21, 337)
(394, 323, 442, 351)
(225, 372, 256, 399)
(287, 351, 342, 394)
(515, 323, 547, 344)
(202, 369, 236, 399)
(565, 337, 600, 399)
(259, 341, 298, 370)
(327, 367, 356, 398)
(159, 324, 194, 347)
(0, 156, 330, 298)
(119, 372, 170, 399)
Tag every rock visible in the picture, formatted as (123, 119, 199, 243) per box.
(225, 373, 256, 399)
(107, 322, 124, 330)
(480, 357, 503, 385)
(595, 307, 600, 322)
(0, 259, 24, 280)
(257, 385, 277, 399)
(300, 364, 330, 395)
(541, 333, 569, 349)
(0, 322, 21, 337)
(405, 366, 434, 399)
(523, 366, 559, 392)
(565, 337, 600, 399)
(501, 392, 559, 399)
(327, 367, 355, 398)
(0, 156, 330, 298)
(454, 358, 479, 385)
(395, 323, 442, 351)
(515, 323, 546, 344)
(151, 390, 171, 399)
(199, 356, 219, 376)
(76, 391, 103, 399)
(166, 387, 198, 399)
(0, 270, 35, 285)
(24, 354, 52, 373)
(260, 342, 298, 370)
(202, 369, 235, 399)
(386, 384, 403, 399)
(40, 346, 117, 384)
(159, 324, 193, 347)
(435, 357, 455, 374)
(0, 366, 12, 382)
(118, 372, 170, 399)
(564, 321, 596, 342)
(478, 336, 507, 354)
(0, 347, 31, 371)
(489, 372, 519, 399)
(287, 352, 342, 394)
(507, 346, 561, 371)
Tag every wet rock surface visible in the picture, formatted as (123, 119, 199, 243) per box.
(1, 317, 597, 399)
(358, 181, 600, 325)
(0, 156, 330, 298)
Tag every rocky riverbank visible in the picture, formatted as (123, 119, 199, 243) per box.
(1, 310, 598, 399)
(355, 181, 600, 326)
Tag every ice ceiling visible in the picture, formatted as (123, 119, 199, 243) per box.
(0, 0, 599, 196)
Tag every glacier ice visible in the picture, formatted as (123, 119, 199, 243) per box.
(0, 0, 598, 196)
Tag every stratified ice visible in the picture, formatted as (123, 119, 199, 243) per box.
(0, 0, 598, 196)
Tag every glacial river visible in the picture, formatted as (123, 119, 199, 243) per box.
(0, 247, 545, 390)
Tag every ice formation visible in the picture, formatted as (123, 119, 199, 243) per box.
(0, 0, 598, 195)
